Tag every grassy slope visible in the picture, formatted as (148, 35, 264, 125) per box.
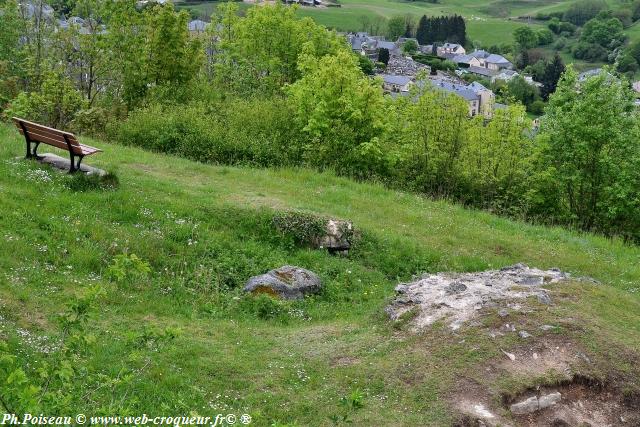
(1, 123, 639, 425)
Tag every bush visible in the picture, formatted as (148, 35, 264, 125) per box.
(528, 100, 546, 115)
(115, 99, 302, 167)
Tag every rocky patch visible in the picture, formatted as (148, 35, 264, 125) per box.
(386, 263, 572, 331)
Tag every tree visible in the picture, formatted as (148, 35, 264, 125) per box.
(540, 54, 565, 100)
(6, 68, 86, 128)
(288, 48, 389, 177)
(616, 54, 639, 76)
(536, 28, 554, 45)
(537, 66, 640, 237)
(462, 104, 532, 208)
(562, 0, 607, 26)
(506, 76, 539, 108)
(416, 15, 428, 45)
(357, 54, 374, 75)
(212, 2, 344, 96)
(400, 83, 470, 195)
(146, 4, 202, 86)
(402, 39, 418, 55)
(387, 15, 405, 41)
(378, 48, 390, 65)
(580, 16, 624, 49)
(513, 26, 538, 51)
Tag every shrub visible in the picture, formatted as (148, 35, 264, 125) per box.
(115, 99, 302, 167)
(106, 253, 151, 284)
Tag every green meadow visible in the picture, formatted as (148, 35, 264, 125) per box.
(1, 121, 639, 424)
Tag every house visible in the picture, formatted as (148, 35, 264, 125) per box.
(18, 1, 54, 20)
(188, 19, 209, 33)
(437, 43, 466, 58)
(347, 33, 401, 60)
(428, 78, 495, 118)
(381, 74, 413, 93)
(453, 50, 512, 76)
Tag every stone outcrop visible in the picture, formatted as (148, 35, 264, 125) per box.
(386, 263, 571, 330)
(243, 266, 322, 300)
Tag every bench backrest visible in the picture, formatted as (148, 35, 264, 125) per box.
(12, 117, 83, 155)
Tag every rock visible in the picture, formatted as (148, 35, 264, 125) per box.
(510, 396, 539, 415)
(385, 264, 573, 331)
(501, 349, 516, 361)
(538, 392, 562, 409)
(498, 308, 509, 318)
(314, 219, 353, 255)
(510, 392, 562, 415)
(518, 275, 544, 286)
(518, 330, 531, 339)
(243, 266, 322, 300)
(25, 153, 107, 176)
(540, 324, 555, 331)
(537, 292, 552, 305)
(445, 281, 467, 295)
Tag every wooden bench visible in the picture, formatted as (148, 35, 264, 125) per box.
(12, 117, 102, 173)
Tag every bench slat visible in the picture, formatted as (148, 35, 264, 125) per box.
(17, 125, 80, 145)
(17, 129, 83, 154)
(12, 117, 76, 137)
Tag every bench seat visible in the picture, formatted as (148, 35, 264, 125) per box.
(12, 117, 102, 173)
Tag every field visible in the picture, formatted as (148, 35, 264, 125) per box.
(1, 122, 640, 424)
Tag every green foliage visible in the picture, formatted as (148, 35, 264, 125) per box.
(330, 388, 365, 424)
(513, 26, 538, 50)
(146, 4, 203, 86)
(536, 28, 554, 46)
(562, 0, 608, 26)
(106, 253, 151, 283)
(5, 69, 86, 128)
(386, 15, 405, 40)
(536, 66, 640, 240)
(115, 98, 301, 167)
(288, 48, 389, 178)
(402, 39, 418, 55)
(272, 211, 327, 248)
(580, 16, 624, 50)
(0, 285, 105, 413)
(211, 1, 345, 96)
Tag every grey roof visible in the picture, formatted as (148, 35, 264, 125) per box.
(188, 19, 208, 32)
(428, 79, 479, 101)
(469, 49, 490, 59)
(486, 54, 511, 64)
(377, 41, 396, 50)
(442, 43, 463, 49)
(381, 75, 412, 86)
(468, 81, 488, 92)
(467, 66, 497, 77)
(452, 54, 472, 64)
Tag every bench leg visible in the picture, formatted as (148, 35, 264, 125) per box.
(68, 152, 76, 173)
(32, 142, 43, 160)
(24, 138, 32, 159)
(68, 154, 84, 173)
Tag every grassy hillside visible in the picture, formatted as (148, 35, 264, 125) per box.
(1, 122, 639, 424)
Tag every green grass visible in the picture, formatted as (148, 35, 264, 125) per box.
(1, 122, 639, 424)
